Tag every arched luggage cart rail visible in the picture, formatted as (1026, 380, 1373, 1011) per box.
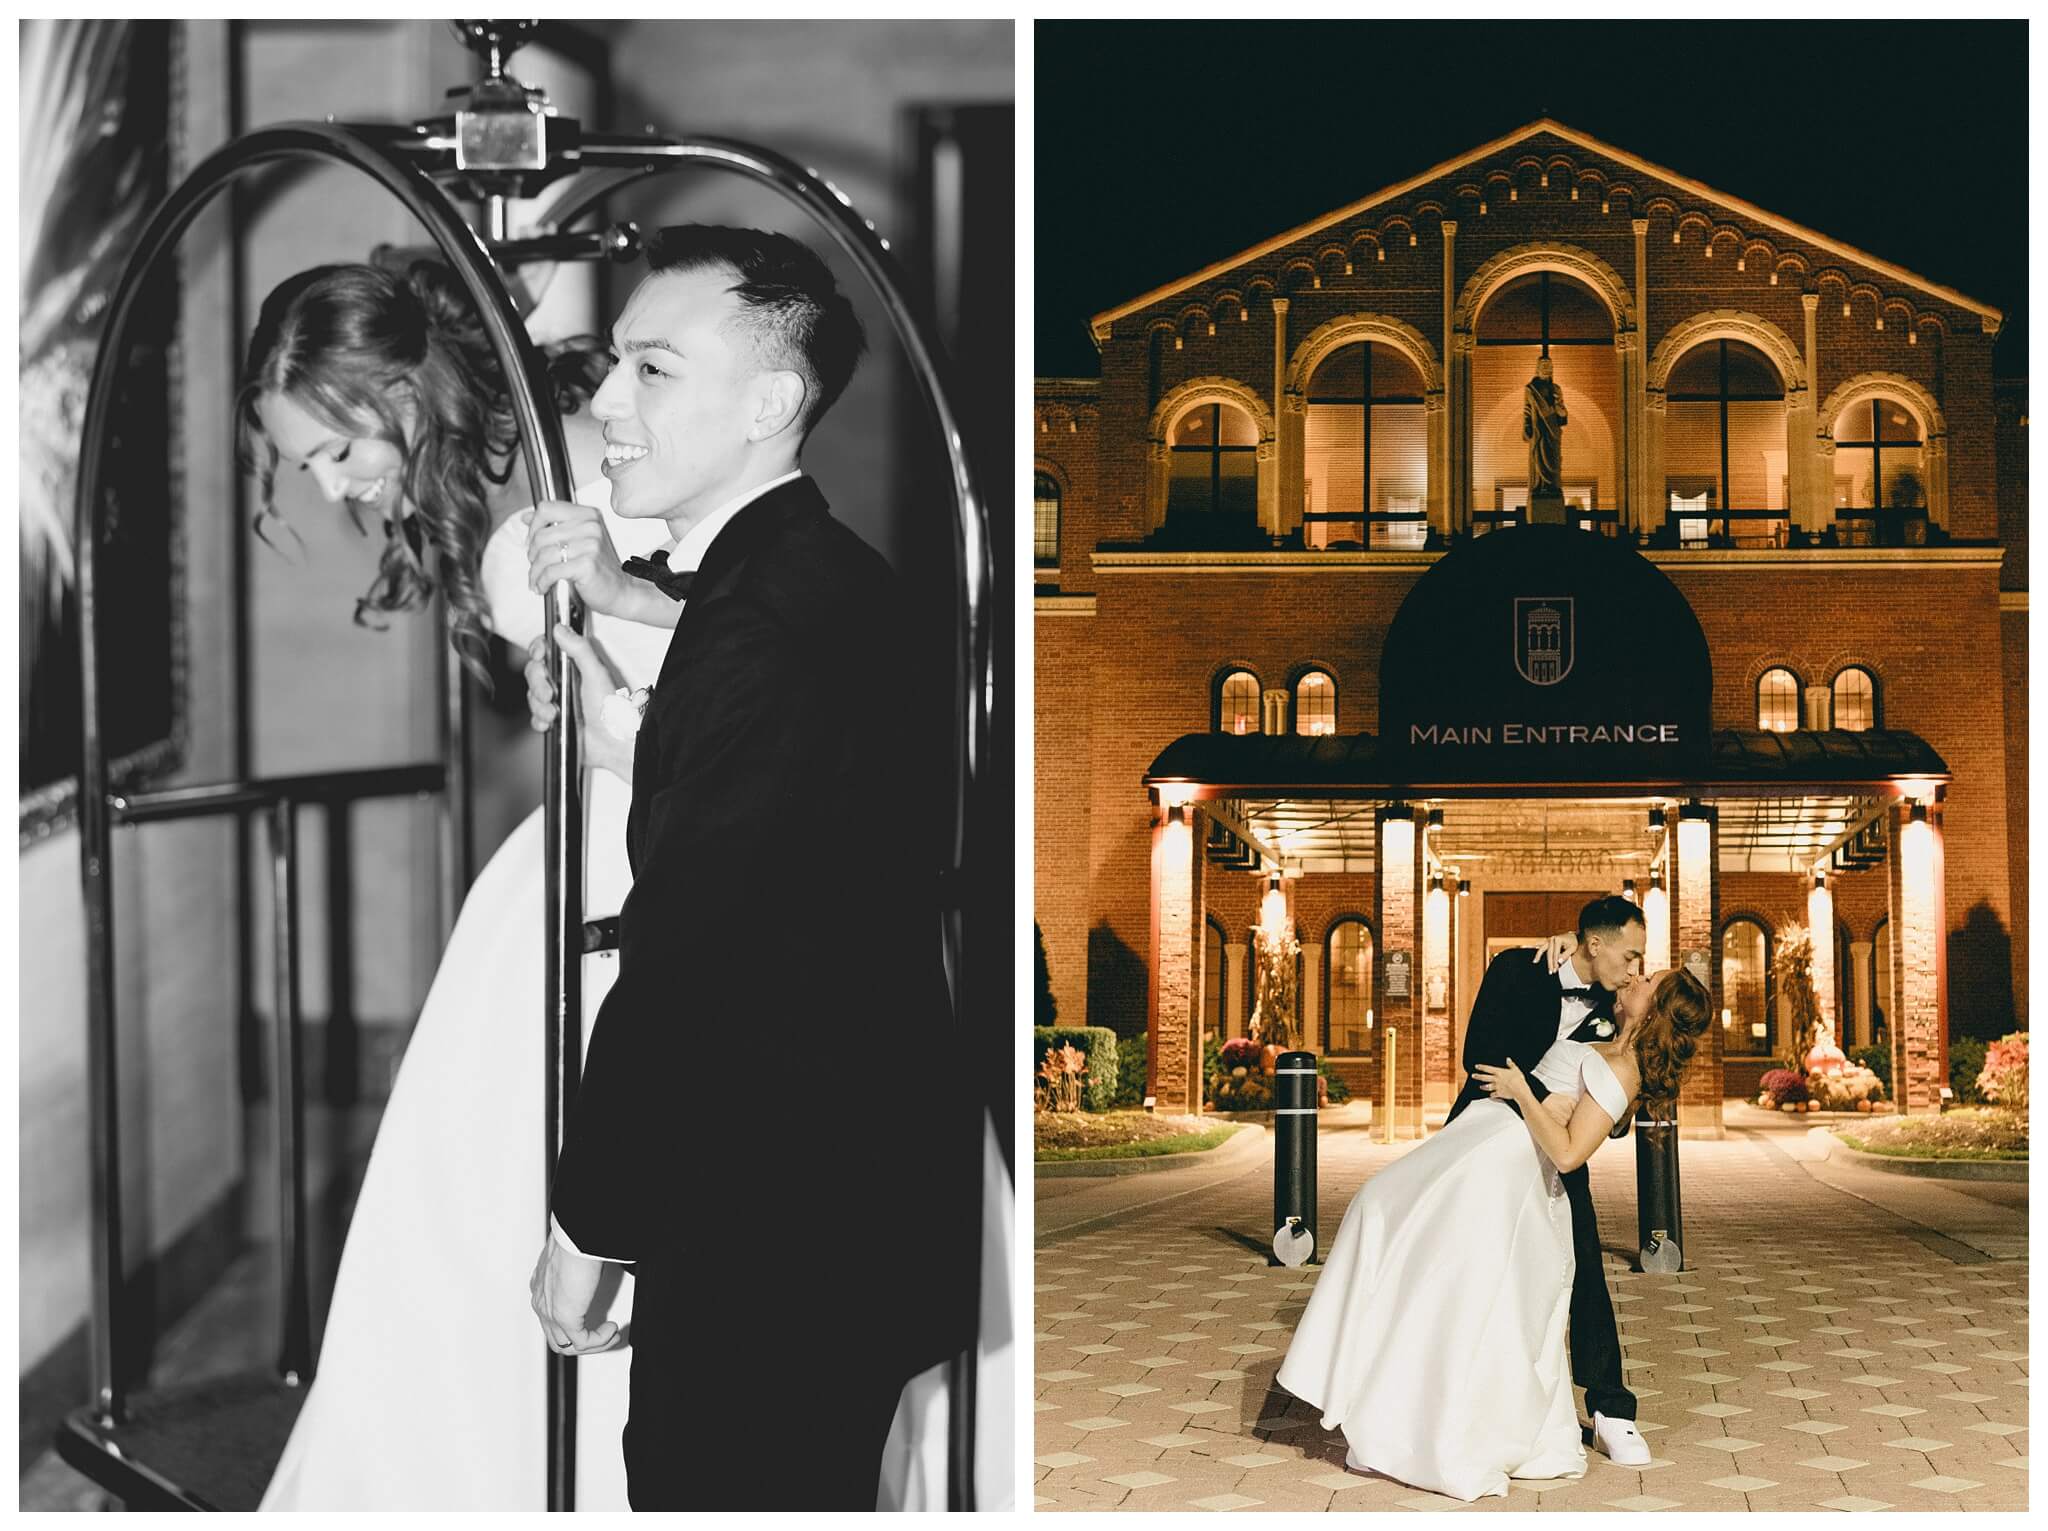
(65, 107, 990, 1510)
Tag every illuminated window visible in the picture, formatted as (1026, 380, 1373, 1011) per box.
(1757, 667, 1801, 732)
(1831, 397, 1926, 515)
(1304, 342, 1427, 549)
(1721, 916, 1772, 1056)
(1295, 669, 1337, 735)
(1203, 915, 1227, 1044)
(1666, 340, 1788, 546)
(1470, 272, 1618, 531)
(1217, 669, 1260, 735)
(1167, 403, 1259, 523)
(1326, 918, 1374, 1056)
(1034, 472, 1060, 566)
(1832, 667, 1877, 731)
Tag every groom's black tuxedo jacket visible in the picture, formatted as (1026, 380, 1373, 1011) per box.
(1444, 946, 1620, 1130)
(551, 475, 978, 1383)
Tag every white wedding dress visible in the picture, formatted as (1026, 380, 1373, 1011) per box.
(1276, 1040, 1629, 1502)
(263, 480, 1014, 1509)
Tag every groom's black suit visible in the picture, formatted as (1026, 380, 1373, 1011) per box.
(550, 476, 979, 1508)
(1445, 947, 1636, 1423)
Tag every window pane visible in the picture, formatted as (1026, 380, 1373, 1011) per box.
(1877, 402, 1922, 443)
(1477, 272, 1611, 343)
(1034, 473, 1059, 564)
(1721, 340, 1782, 397)
(1217, 449, 1258, 517)
(1833, 669, 1875, 731)
(1304, 403, 1364, 523)
(1216, 405, 1259, 447)
(1835, 446, 1876, 510)
(1173, 407, 1213, 446)
(1370, 402, 1428, 512)
(1167, 450, 1213, 517)
(1881, 444, 1927, 508)
(1758, 668, 1799, 731)
(1723, 920, 1769, 1054)
(1220, 671, 1259, 734)
(1667, 344, 1723, 395)
(1665, 399, 1722, 505)
(1308, 344, 1365, 398)
(1328, 921, 1373, 1055)
(1726, 399, 1788, 514)
(1296, 671, 1336, 735)
(1371, 344, 1425, 399)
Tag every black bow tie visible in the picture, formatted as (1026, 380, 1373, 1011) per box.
(1560, 986, 1594, 998)
(621, 549, 693, 601)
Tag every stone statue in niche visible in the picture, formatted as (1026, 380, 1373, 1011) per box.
(1524, 355, 1568, 522)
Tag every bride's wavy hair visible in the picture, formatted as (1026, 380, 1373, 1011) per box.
(236, 261, 605, 684)
(1632, 968, 1713, 1117)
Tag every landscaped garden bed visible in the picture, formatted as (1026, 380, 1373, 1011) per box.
(1033, 1109, 1241, 1162)
(1833, 1106, 2028, 1161)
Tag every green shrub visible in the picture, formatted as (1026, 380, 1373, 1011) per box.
(1034, 924, 1057, 1028)
(1110, 1032, 1149, 1108)
(1032, 1026, 1119, 1112)
(1948, 1036, 1989, 1105)
(1849, 1044, 1891, 1094)
(1317, 1058, 1351, 1103)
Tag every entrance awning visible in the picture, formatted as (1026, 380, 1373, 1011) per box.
(1148, 729, 1948, 876)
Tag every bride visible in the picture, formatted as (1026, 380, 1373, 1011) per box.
(239, 261, 999, 1508)
(1276, 965, 1710, 1502)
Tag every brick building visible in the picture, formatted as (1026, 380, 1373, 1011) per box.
(1034, 121, 2025, 1135)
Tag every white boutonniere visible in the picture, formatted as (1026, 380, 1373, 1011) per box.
(599, 685, 652, 740)
(1591, 1018, 1616, 1039)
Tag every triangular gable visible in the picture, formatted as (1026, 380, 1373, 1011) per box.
(1090, 118, 2001, 341)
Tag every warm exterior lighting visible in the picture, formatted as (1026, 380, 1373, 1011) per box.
(1722, 1007, 1733, 1029)
(1673, 228, 1681, 244)
(1651, 867, 1665, 890)
(1570, 184, 1578, 200)
(1649, 807, 1665, 834)
(1643, 879, 1670, 972)
(1173, 334, 1183, 350)
(1737, 255, 1745, 271)
(1541, 172, 1549, 187)
(1601, 199, 1609, 214)
(1377, 246, 1385, 262)
(1910, 801, 1928, 824)
(1068, 418, 1077, 433)
(1260, 875, 1289, 942)
(1813, 867, 1827, 889)
(1313, 273, 1322, 289)
(1909, 330, 1918, 345)
(1157, 782, 1197, 810)
(1344, 261, 1354, 275)
(1426, 808, 1444, 828)
(1240, 307, 1248, 321)
(1843, 301, 1852, 317)
(1509, 186, 1517, 201)
(1876, 315, 1884, 330)
(1623, 878, 1637, 898)
(1704, 243, 1713, 259)
(1770, 271, 1779, 285)
(1429, 874, 1443, 893)
(1456, 877, 1469, 898)
(1207, 320, 1216, 337)
(1409, 231, 1418, 247)
(1809, 875, 1836, 1028)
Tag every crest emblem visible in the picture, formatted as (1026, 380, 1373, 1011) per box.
(1513, 597, 1574, 686)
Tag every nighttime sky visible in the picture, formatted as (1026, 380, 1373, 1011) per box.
(1036, 21, 2028, 379)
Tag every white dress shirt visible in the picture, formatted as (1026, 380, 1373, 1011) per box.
(1555, 953, 1596, 1046)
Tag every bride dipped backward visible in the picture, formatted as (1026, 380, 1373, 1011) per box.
(237, 260, 609, 684)
(1476, 967, 1713, 1171)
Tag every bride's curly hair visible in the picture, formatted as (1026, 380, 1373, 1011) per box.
(1632, 968, 1714, 1117)
(236, 261, 605, 684)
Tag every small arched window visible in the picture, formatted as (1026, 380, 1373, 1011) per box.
(1217, 669, 1261, 735)
(1034, 471, 1060, 567)
(1721, 916, 1772, 1056)
(1203, 915, 1227, 1045)
(1832, 667, 1877, 731)
(1326, 918, 1374, 1056)
(1295, 669, 1337, 736)
(1757, 667, 1801, 732)
(1831, 397, 1926, 512)
(1667, 339, 1789, 546)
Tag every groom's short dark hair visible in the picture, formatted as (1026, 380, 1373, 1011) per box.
(643, 224, 866, 434)
(1578, 894, 1644, 942)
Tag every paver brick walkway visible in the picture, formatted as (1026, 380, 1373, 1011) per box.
(1035, 1116, 2027, 1512)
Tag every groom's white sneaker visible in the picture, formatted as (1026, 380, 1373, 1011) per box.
(1592, 1412, 1650, 1465)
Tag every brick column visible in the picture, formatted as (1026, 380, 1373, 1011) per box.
(1672, 804, 1724, 1137)
(1615, 331, 1639, 531)
(1885, 800, 1948, 1114)
(1301, 934, 1321, 1054)
(1374, 807, 1423, 1137)
(1849, 940, 1874, 1051)
(1644, 388, 1667, 539)
(1270, 296, 1293, 541)
(1808, 875, 1836, 1035)
(1148, 798, 1206, 1112)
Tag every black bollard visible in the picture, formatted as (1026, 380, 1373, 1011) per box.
(1273, 1051, 1319, 1265)
(1634, 1108, 1684, 1273)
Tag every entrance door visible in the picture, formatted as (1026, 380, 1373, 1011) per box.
(1483, 891, 1607, 969)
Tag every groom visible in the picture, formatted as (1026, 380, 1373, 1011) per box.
(1446, 893, 1650, 1467)
(521, 226, 977, 1508)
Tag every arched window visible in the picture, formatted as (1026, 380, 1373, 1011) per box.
(1471, 272, 1618, 532)
(1757, 667, 1801, 732)
(1168, 402, 1259, 524)
(1217, 669, 1261, 735)
(1203, 915, 1227, 1046)
(1666, 340, 1789, 547)
(1304, 341, 1428, 549)
(1831, 666, 1877, 731)
(1721, 916, 1772, 1056)
(1831, 397, 1926, 539)
(1872, 916, 1892, 1045)
(1326, 918, 1374, 1056)
(1034, 471, 1060, 567)
(1295, 669, 1337, 735)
